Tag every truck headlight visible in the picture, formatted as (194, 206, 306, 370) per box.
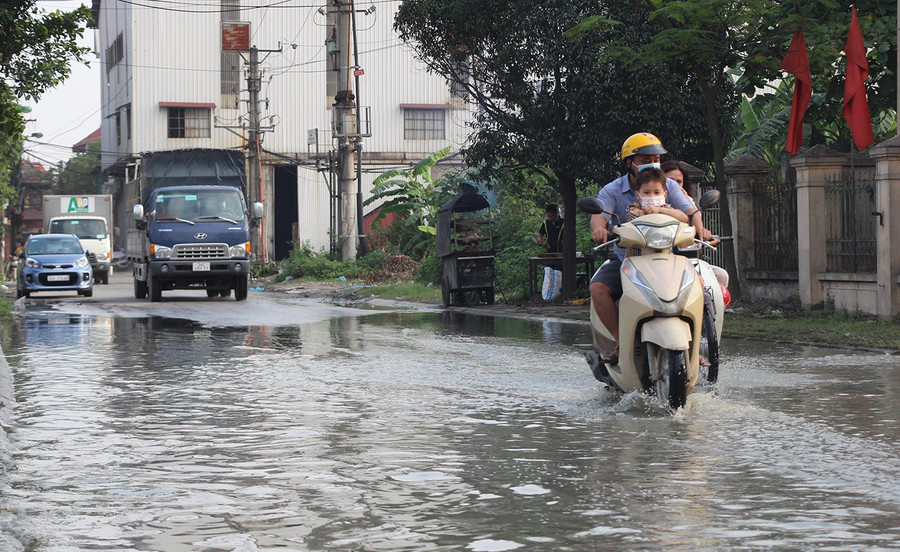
(25, 257, 40, 268)
(229, 242, 249, 257)
(151, 244, 172, 259)
(76, 256, 89, 268)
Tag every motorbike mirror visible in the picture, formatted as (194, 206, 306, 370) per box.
(577, 197, 604, 214)
(699, 189, 721, 209)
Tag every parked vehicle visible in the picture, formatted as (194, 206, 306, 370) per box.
(17, 234, 93, 298)
(125, 149, 263, 302)
(576, 190, 722, 410)
(43, 195, 114, 285)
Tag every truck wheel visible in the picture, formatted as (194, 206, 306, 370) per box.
(134, 278, 148, 299)
(220, 288, 232, 298)
(206, 288, 219, 298)
(101, 272, 109, 285)
(148, 275, 162, 302)
(234, 276, 248, 301)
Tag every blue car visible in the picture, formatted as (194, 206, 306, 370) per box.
(17, 234, 93, 298)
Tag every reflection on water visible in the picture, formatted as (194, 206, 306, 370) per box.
(0, 310, 897, 551)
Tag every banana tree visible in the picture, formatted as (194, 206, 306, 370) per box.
(364, 147, 453, 258)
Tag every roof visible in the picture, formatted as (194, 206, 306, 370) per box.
(72, 128, 101, 153)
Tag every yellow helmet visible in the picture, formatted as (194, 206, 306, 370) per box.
(621, 132, 667, 161)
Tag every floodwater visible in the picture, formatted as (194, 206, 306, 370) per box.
(0, 308, 898, 551)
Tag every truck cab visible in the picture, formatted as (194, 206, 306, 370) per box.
(47, 215, 112, 284)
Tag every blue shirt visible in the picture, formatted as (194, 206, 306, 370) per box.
(596, 174, 697, 261)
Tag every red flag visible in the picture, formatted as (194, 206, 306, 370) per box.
(842, 5, 874, 150)
(780, 32, 811, 155)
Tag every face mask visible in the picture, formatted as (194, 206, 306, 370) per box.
(636, 162, 661, 172)
(640, 195, 666, 208)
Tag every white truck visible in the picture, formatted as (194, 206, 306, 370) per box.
(42, 194, 114, 284)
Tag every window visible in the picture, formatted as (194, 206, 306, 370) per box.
(167, 107, 211, 138)
(115, 112, 122, 146)
(403, 108, 445, 140)
(221, 0, 241, 106)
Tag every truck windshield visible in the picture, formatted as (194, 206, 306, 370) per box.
(154, 190, 245, 223)
(49, 219, 108, 239)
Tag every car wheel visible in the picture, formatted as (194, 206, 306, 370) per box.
(83, 288, 93, 298)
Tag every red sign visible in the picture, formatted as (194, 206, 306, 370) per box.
(222, 22, 250, 51)
(354, 68, 365, 76)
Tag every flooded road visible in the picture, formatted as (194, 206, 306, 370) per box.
(1, 307, 898, 551)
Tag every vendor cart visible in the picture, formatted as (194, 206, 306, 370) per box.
(436, 192, 496, 307)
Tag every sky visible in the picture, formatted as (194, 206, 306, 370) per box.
(22, 1, 101, 170)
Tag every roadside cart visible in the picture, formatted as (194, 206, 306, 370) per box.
(436, 192, 496, 307)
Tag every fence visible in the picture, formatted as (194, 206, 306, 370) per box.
(749, 168, 798, 272)
(824, 166, 877, 273)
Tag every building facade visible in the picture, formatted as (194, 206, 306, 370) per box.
(90, 0, 473, 259)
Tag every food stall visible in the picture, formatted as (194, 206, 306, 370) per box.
(436, 192, 495, 307)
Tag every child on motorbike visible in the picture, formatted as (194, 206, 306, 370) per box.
(624, 168, 688, 258)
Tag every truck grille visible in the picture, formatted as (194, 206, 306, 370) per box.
(173, 243, 228, 259)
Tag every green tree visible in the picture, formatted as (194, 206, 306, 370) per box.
(56, 141, 102, 195)
(570, 0, 896, 297)
(395, 0, 727, 298)
(0, 1, 90, 201)
(364, 147, 455, 259)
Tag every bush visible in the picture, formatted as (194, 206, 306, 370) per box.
(416, 252, 442, 286)
(277, 243, 410, 283)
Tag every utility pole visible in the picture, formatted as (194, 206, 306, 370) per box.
(333, 0, 358, 261)
(216, 42, 278, 263)
(246, 46, 264, 262)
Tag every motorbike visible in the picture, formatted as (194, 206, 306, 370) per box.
(576, 190, 724, 410)
(675, 235, 732, 383)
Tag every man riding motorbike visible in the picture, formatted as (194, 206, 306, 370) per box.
(589, 133, 712, 364)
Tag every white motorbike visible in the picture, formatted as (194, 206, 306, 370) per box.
(577, 191, 724, 410)
(675, 235, 732, 383)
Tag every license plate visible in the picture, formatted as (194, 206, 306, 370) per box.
(47, 274, 69, 282)
(193, 262, 211, 272)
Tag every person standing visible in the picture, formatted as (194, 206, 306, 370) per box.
(537, 203, 564, 253)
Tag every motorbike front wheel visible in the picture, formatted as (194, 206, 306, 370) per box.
(648, 345, 688, 410)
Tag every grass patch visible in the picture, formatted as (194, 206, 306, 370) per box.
(726, 303, 899, 351)
(353, 281, 442, 303)
(0, 298, 12, 320)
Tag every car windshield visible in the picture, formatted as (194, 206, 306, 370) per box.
(49, 219, 107, 239)
(27, 237, 83, 255)
(154, 190, 245, 222)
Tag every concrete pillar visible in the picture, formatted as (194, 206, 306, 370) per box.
(790, 145, 846, 309)
(725, 154, 772, 299)
(869, 135, 900, 319)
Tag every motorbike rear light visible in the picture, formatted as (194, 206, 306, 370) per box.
(721, 283, 731, 309)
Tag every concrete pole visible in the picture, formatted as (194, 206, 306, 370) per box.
(334, 0, 358, 260)
(246, 46, 264, 262)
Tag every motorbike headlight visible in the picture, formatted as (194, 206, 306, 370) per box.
(76, 256, 89, 268)
(637, 223, 679, 249)
(25, 257, 40, 269)
(151, 244, 172, 259)
(229, 242, 248, 257)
